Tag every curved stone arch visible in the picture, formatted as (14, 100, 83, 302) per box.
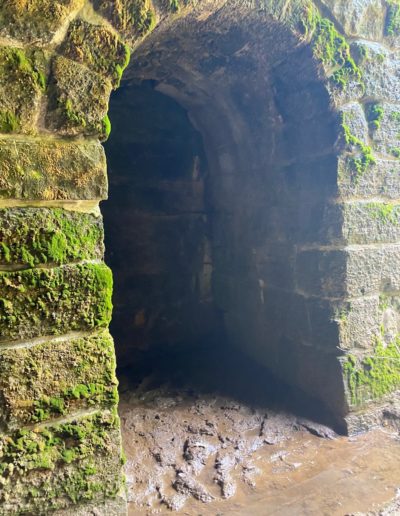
(0, 0, 398, 514)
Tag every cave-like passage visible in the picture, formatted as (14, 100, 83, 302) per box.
(102, 16, 343, 427)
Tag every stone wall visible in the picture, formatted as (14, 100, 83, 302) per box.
(0, 0, 399, 514)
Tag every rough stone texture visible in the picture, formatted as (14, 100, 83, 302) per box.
(0, 263, 112, 342)
(46, 56, 112, 140)
(320, 0, 385, 39)
(0, 138, 107, 200)
(0, 0, 84, 45)
(0, 411, 124, 515)
(61, 20, 130, 88)
(0, 46, 46, 134)
(0, 331, 118, 431)
(0, 207, 104, 267)
(0, 0, 399, 513)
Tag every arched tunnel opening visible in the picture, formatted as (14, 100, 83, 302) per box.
(101, 8, 352, 510)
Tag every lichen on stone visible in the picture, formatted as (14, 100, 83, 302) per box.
(365, 102, 384, 132)
(92, 0, 155, 41)
(62, 20, 131, 88)
(385, 0, 400, 37)
(343, 337, 400, 406)
(0, 331, 118, 430)
(300, 6, 363, 90)
(0, 411, 124, 514)
(0, 138, 107, 200)
(0, 0, 84, 44)
(0, 208, 104, 267)
(0, 263, 113, 342)
(46, 56, 112, 140)
(341, 114, 376, 180)
(0, 46, 47, 134)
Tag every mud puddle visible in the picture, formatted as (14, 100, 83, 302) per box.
(119, 382, 400, 516)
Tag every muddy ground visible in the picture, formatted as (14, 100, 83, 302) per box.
(117, 345, 400, 515)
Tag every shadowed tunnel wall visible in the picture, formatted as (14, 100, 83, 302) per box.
(0, 0, 399, 514)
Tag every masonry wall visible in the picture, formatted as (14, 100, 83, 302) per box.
(0, 0, 399, 514)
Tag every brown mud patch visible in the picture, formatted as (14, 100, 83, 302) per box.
(119, 382, 400, 516)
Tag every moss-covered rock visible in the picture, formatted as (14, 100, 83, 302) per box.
(0, 331, 118, 431)
(0, 0, 84, 45)
(0, 138, 107, 200)
(92, 0, 155, 41)
(0, 263, 113, 342)
(0, 411, 124, 515)
(0, 46, 47, 134)
(343, 337, 400, 407)
(62, 20, 130, 88)
(0, 208, 104, 267)
(46, 56, 112, 140)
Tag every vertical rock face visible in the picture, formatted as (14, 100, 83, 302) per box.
(0, 0, 399, 513)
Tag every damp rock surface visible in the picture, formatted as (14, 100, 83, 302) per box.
(119, 383, 400, 515)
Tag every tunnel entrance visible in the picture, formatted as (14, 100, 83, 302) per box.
(100, 7, 355, 511)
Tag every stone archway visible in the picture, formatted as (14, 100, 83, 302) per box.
(0, 0, 399, 514)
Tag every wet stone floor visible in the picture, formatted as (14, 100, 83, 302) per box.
(119, 382, 400, 516)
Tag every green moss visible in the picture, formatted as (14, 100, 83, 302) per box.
(391, 147, 400, 158)
(92, 0, 156, 38)
(2, 47, 47, 92)
(63, 20, 131, 88)
(101, 114, 112, 141)
(0, 412, 118, 477)
(386, 0, 400, 36)
(301, 7, 362, 90)
(343, 337, 400, 406)
(341, 116, 376, 179)
(0, 332, 119, 429)
(0, 208, 104, 267)
(391, 111, 400, 122)
(63, 98, 86, 128)
(0, 110, 20, 132)
(365, 103, 384, 131)
(366, 202, 400, 225)
(0, 264, 113, 341)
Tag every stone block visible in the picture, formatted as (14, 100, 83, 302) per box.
(320, 0, 385, 39)
(368, 102, 400, 157)
(0, 263, 113, 342)
(62, 20, 130, 88)
(346, 245, 400, 297)
(297, 246, 400, 298)
(0, 411, 125, 515)
(0, 207, 104, 267)
(295, 249, 347, 298)
(0, 0, 84, 45)
(0, 46, 47, 134)
(341, 338, 400, 409)
(342, 201, 400, 245)
(0, 138, 107, 200)
(0, 331, 118, 431)
(357, 42, 400, 104)
(338, 155, 400, 200)
(92, 0, 155, 42)
(46, 57, 112, 140)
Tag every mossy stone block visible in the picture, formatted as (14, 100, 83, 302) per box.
(0, 138, 107, 200)
(92, 0, 155, 41)
(46, 56, 112, 140)
(0, 0, 84, 45)
(0, 411, 124, 515)
(62, 20, 130, 88)
(0, 207, 104, 267)
(343, 337, 400, 407)
(0, 46, 47, 134)
(0, 263, 113, 342)
(0, 331, 118, 431)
